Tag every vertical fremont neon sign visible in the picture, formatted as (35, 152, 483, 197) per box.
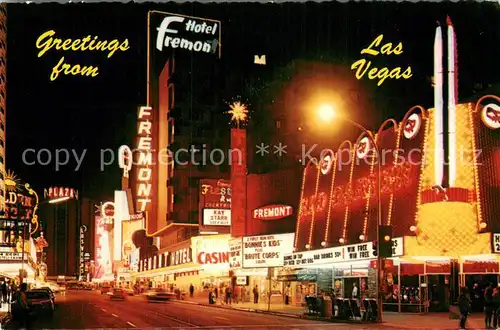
(136, 106, 153, 212)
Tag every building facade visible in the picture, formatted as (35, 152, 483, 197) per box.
(0, 4, 7, 211)
(41, 197, 96, 277)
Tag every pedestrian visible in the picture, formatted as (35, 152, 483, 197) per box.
(225, 286, 232, 305)
(14, 283, 30, 329)
(1, 281, 7, 303)
(253, 285, 259, 304)
(485, 283, 494, 329)
(284, 285, 291, 305)
(458, 286, 472, 330)
(214, 286, 218, 299)
(493, 287, 500, 329)
(189, 284, 194, 298)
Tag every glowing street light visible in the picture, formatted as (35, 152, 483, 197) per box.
(48, 196, 71, 204)
(317, 104, 336, 122)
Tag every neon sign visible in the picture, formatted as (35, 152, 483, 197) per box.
(44, 187, 78, 200)
(118, 145, 133, 178)
(136, 106, 153, 212)
(79, 225, 87, 276)
(300, 163, 413, 217)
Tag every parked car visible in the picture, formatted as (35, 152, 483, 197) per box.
(123, 288, 134, 296)
(146, 288, 176, 302)
(110, 288, 126, 300)
(34, 287, 56, 303)
(101, 286, 111, 294)
(26, 290, 55, 316)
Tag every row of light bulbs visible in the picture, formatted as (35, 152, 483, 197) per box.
(300, 221, 487, 251)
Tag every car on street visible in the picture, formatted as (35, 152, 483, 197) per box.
(110, 288, 126, 300)
(33, 287, 56, 304)
(123, 288, 134, 296)
(146, 288, 176, 302)
(100, 286, 111, 294)
(27, 289, 55, 316)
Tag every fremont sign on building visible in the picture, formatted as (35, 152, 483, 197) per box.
(155, 13, 221, 57)
(136, 106, 153, 213)
(252, 205, 293, 221)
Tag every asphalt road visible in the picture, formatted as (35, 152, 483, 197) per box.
(6, 290, 388, 329)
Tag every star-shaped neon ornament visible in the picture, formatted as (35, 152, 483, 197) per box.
(227, 101, 248, 126)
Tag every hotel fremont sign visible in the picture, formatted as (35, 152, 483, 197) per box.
(155, 13, 221, 57)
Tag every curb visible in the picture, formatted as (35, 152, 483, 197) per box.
(170, 299, 367, 324)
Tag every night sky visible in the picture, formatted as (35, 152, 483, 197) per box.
(6, 2, 500, 200)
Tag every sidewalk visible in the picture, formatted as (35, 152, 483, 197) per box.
(177, 294, 486, 329)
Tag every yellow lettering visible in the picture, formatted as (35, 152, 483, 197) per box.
(350, 59, 371, 80)
(376, 67, 390, 86)
(106, 40, 120, 58)
(49, 57, 99, 81)
(70, 39, 81, 51)
(402, 67, 413, 79)
(50, 57, 67, 81)
(367, 67, 378, 80)
(61, 38, 72, 50)
(80, 65, 99, 78)
(352, 34, 412, 86)
(37, 30, 129, 81)
(389, 68, 401, 79)
(119, 40, 130, 52)
(36, 30, 56, 57)
(393, 43, 403, 55)
(360, 34, 383, 56)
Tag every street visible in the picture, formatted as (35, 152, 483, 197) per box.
(7, 290, 375, 329)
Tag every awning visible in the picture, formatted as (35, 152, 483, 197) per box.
(0, 261, 36, 279)
(131, 262, 200, 278)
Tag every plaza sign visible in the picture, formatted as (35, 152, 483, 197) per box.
(44, 187, 78, 200)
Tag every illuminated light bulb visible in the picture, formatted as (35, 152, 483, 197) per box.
(339, 238, 345, 244)
(305, 244, 311, 250)
(410, 225, 417, 232)
(317, 104, 336, 123)
(321, 241, 327, 247)
(480, 222, 487, 229)
(359, 235, 365, 241)
(384, 235, 391, 242)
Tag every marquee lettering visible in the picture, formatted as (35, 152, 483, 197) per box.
(197, 252, 229, 264)
(300, 164, 412, 215)
(136, 106, 153, 212)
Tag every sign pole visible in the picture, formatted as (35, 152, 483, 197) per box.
(20, 203, 26, 285)
(267, 267, 272, 312)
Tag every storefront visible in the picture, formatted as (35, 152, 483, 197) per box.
(191, 234, 231, 292)
(132, 240, 200, 292)
(283, 237, 405, 309)
(228, 233, 295, 305)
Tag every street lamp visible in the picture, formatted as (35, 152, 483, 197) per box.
(316, 105, 384, 322)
